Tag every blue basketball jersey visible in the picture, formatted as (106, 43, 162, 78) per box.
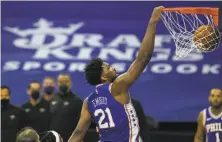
(87, 83, 142, 142)
(203, 107, 222, 142)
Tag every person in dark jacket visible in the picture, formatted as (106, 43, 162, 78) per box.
(1, 85, 30, 142)
(21, 81, 51, 133)
(50, 74, 83, 142)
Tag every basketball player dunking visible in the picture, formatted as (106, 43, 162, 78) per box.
(68, 6, 164, 142)
(194, 88, 222, 142)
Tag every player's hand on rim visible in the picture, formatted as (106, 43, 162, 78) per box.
(150, 6, 165, 23)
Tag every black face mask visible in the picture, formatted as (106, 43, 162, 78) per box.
(31, 91, 40, 100)
(59, 84, 69, 94)
(44, 86, 54, 95)
(1, 99, 9, 107)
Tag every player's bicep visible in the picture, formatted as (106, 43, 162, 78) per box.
(126, 59, 149, 83)
(194, 112, 205, 142)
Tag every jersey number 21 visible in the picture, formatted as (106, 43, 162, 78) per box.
(94, 108, 115, 129)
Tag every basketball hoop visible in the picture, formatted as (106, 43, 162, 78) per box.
(161, 7, 221, 58)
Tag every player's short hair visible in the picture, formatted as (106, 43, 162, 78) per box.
(16, 127, 39, 142)
(1, 85, 11, 95)
(84, 58, 103, 86)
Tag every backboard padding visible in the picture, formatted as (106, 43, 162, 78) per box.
(219, 3, 222, 32)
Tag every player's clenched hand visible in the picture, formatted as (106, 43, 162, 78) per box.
(150, 6, 165, 23)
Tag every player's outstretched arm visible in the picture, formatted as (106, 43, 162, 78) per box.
(68, 99, 91, 142)
(112, 6, 164, 92)
(194, 112, 205, 142)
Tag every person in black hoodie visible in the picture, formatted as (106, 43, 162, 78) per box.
(1, 85, 30, 142)
(21, 81, 51, 134)
(49, 74, 83, 142)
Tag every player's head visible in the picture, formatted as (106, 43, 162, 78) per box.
(1, 85, 11, 107)
(16, 127, 39, 142)
(42, 77, 55, 95)
(40, 131, 63, 142)
(27, 81, 41, 100)
(57, 73, 72, 94)
(84, 58, 117, 86)
(209, 88, 222, 109)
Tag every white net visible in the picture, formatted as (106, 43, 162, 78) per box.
(161, 11, 221, 58)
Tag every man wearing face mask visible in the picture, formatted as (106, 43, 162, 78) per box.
(42, 77, 56, 102)
(1, 85, 30, 142)
(50, 74, 83, 142)
(21, 81, 51, 133)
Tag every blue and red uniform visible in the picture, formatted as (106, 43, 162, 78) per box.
(203, 107, 222, 142)
(87, 83, 142, 142)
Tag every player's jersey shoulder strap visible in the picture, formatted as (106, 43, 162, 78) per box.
(96, 83, 112, 94)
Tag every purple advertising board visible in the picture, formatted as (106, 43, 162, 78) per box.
(1, 1, 222, 121)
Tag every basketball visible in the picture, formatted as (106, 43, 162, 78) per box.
(193, 25, 221, 52)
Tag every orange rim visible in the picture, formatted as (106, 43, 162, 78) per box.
(161, 7, 219, 26)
